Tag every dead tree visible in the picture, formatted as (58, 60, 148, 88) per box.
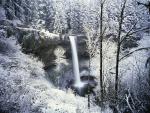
(115, 0, 127, 101)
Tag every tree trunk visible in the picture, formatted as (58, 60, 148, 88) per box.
(100, 0, 104, 103)
(115, 0, 126, 101)
(115, 43, 120, 100)
(88, 57, 91, 109)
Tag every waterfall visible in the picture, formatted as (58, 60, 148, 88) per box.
(69, 36, 84, 88)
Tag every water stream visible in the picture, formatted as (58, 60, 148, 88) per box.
(69, 36, 84, 88)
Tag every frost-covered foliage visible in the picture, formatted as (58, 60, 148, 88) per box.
(53, 0, 68, 34)
(1, 0, 149, 35)
(120, 33, 150, 87)
(0, 0, 31, 23)
(0, 34, 45, 112)
(0, 6, 6, 20)
(54, 46, 68, 71)
(86, 41, 117, 100)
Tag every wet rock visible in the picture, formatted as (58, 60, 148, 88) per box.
(58, 66, 97, 96)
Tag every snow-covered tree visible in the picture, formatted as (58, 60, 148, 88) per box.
(53, 0, 68, 34)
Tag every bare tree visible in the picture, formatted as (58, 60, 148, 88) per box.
(115, 0, 127, 101)
(114, 0, 149, 101)
(99, 0, 106, 103)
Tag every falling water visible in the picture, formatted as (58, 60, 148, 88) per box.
(69, 36, 84, 88)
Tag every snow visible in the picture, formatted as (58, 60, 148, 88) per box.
(12, 19, 22, 26)
(16, 27, 60, 39)
(0, 29, 6, 37)
(54, 46, 68, 71)
(41, 29, 60, 38)
(138, 33, 150, 48)
(0, 6, 6, 20)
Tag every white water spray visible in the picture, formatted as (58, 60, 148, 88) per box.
(69, 36, 84, 88)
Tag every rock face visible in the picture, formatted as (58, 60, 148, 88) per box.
(62, 35, 89, 59)
(17, 28, 89, 69)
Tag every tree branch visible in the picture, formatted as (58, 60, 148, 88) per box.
(120, 47, 150, 61)
(119, 22, 137, 45)
(125, 90, 135, 113)
(119, 25, 149, 45)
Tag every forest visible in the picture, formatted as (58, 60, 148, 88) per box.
(0, 0, 150, 113)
